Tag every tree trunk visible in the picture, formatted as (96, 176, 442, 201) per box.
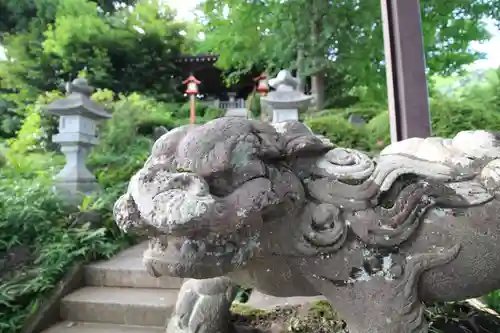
(296, 44, 305, 93)
(310, 1, 325, 111)
(311, 70, 325, 111)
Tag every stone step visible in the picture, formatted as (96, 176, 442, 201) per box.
(84, 242, 183, 289)
(60, 287, 178, 326)
(84, 255, 183, 289)
(42, 322, 164, 333)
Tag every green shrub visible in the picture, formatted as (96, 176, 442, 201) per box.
(203, 106, 225, 121)
(6, 91, 63, 156)
(338, 104, 385, 123)
(484, 290, 500, 313)
(366, 111, 391, 149)
(173, 101, 224, 123)
(6, 152, 65, 179)
(0, 171, 72, 252)
(324, 94, 360, 109)
(177, 101, 208, 119)
(176, 102, 191, 119)
(111, 94, 179, 135)
(306, 115, 370, 150)
(0, 90, 172, 333)
(305, 108, 345, 120)
(135, 102, 179, 136)
(7, 111, 44, 156)
(136, 115, 177, 136)
(494, 67, 500, 112)
(431, 98, 500, 137)
(246, 93, 261, 119)
(3, 93, 66, 177)
(88, 94, 156, 190)
(366, 97, 500, 149)
(0, 168, 129, 333)
(304, 102, 385, 124)
(0, 98, 21, 139)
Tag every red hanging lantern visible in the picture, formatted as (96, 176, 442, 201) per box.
(183, 75, 201, 95)
(255, 73, 269, 96)
(183, 74, 201, 124)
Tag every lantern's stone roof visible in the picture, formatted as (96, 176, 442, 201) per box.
(45, 78, 111, 119)
(46, 93, 111, 119)
(261, 70, 313, 110)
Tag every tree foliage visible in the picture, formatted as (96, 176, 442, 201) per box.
(0, 0, 138, 35)
(197, 0, 499, 94)
(0, 0, 187, 104)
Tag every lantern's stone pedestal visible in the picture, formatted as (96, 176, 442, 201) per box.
(53, 142, 100, 197)
(260, 70, 313, 123)
(46, 78, 111, 201)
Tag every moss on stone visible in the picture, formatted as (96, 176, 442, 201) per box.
(230, 301, 347, 333)
(307, 300, 338, 320)
(230, 303, 270, 317)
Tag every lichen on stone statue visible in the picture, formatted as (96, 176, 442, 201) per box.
(113, 117, 500, 333)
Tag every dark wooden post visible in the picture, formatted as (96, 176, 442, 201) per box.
(380, 0, 431, 142)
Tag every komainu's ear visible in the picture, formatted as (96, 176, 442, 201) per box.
(145, 124, 196, 169)
(113, 192, 146, 234)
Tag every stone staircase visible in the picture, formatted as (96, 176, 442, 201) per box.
(41, 242, 183, 333)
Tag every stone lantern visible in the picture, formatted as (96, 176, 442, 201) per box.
(45, 78, 111, 200)
(260, 70, 313, 123)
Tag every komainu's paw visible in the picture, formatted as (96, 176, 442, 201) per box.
(167, 277, 238, 333)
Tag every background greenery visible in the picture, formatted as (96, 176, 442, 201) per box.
(1, 0, 500, 332)
(0, 87, 225, 332)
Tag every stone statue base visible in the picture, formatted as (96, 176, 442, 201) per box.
(168, 278, 500, 333)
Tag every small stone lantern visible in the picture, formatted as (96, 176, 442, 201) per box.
(260, 70, 313, 123)
(45, 78, 111, 200)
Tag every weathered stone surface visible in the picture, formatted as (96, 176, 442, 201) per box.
(246, 291, 325, 310)
(114, 117, 500, 333)
(166, 277, 237, 333)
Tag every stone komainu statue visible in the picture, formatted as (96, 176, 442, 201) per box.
(114, 117, 500, 333)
